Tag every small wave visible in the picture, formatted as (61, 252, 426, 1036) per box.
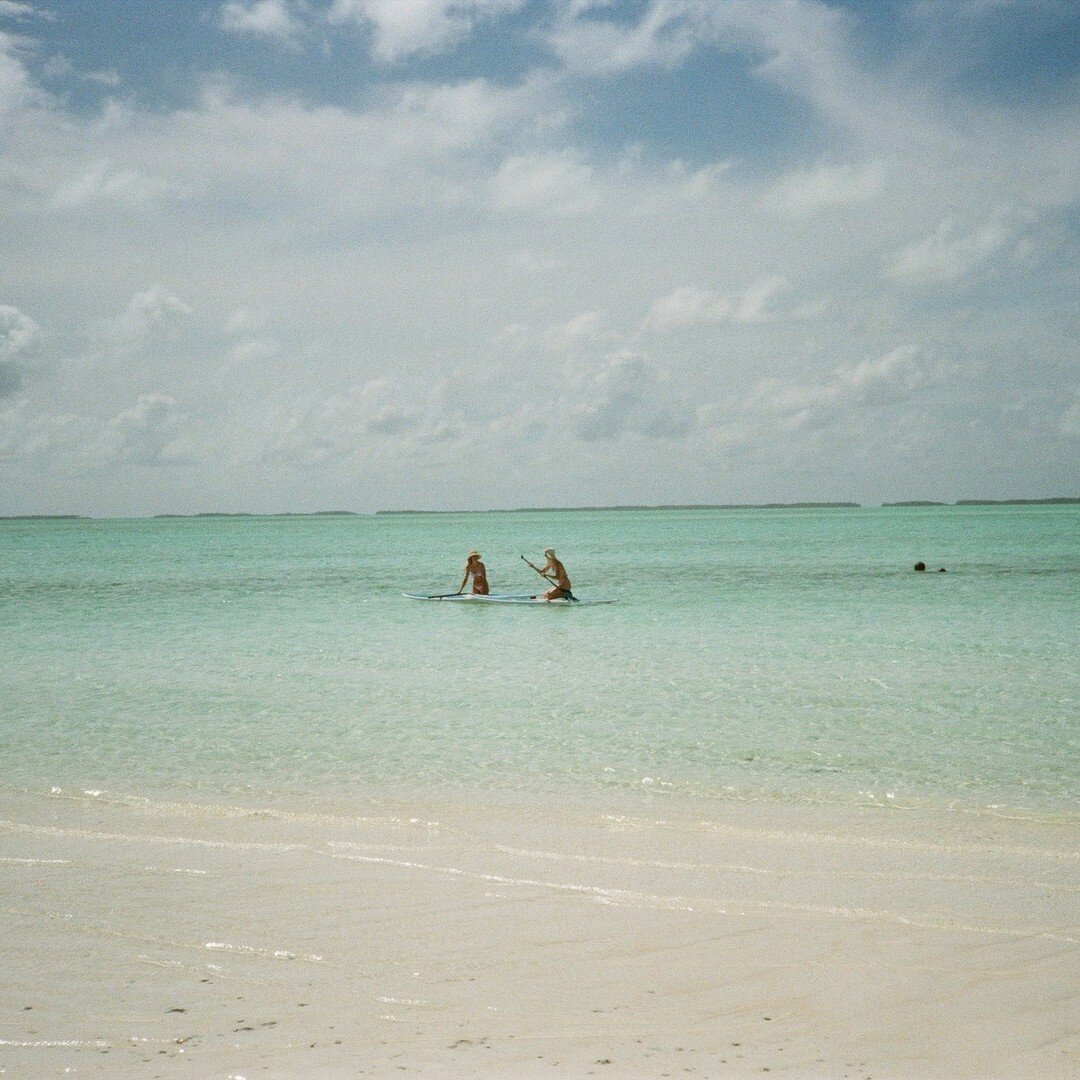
(757, 899, 1079, 944)
(0, 1039, 110, 1049)
(327, 849, 700, 911)
(0, 818, 306, 853)
(0, 857, 70, 865)
(45, 787, 443, 830)
(203, 941, 324, 962)
(597, 813, 1079, 860)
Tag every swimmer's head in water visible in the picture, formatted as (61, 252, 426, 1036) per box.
(914, 561, 926, 571)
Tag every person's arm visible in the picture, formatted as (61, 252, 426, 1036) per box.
(458, 567, 470, 594)
(524, 557, 554, 581)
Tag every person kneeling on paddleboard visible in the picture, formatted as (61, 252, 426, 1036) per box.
(458, 551, 489, 595)
(534, 548, 572, 601)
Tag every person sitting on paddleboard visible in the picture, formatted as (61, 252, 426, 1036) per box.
(459, 551, 489, 595)
(537, 548, 571, 601)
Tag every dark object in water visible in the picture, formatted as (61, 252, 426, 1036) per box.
(914, 562, 926, 571)
(938, 567, 947, 572)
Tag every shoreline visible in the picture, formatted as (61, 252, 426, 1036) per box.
(2, 784, 1076, 1078)
(14, 774, 1080, 830)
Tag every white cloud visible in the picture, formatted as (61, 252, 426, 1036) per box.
(550, 0, 700, 74)
(549, 0, 917, 146)
(735, 276, 793, 323)
(0, 2, 53, 21)
(3, 58, 558, 226)
(888, 214, 1022, 284)
(644, 276, 802, 331)
(668, 160, 733, 201)
(567, 350, 695, 441)
(40, 55, 122, 87)
(750, 346, 931, 430)
(0, 303, 38, 358)
(491, 151, 597, 214)
(61, 77, 551, 224)
(270, 379, 437, 464)
(644, 287, 719, 332)
(106, 394, 195, 466)
(545, 310, 603, 350)
(53, 160, 173, 208)
(387, 76, 555, 150)
(0, 28, 34, 112)
(0, 402, 77, 461)
(328, 0, 526, 61)
(219, 1, 303, 42)
(225, 306, 270, 335)
(0, 304, 39, 398)
(220, 336, 281, 377)
(760, 160, 885, 217)
(109, 289, 193, 346)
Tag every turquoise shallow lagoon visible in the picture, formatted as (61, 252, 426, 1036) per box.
(1, 506, 1077, 814)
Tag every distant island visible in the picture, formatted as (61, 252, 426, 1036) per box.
(378, 502, 863, 514)
(884, 497, 1078, 508)
(952, 498, 1079, 506)
(4, 499, 1076, 521)
(151, 510, 360, 518)
(378, 497, 1077, 514)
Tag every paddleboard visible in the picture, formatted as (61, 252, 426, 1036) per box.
(403, 592, 616, 605)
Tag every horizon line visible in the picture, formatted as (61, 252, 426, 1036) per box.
(2, 496, 1078, 521)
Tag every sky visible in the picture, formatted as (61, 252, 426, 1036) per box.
(0, 0, 1077, 515)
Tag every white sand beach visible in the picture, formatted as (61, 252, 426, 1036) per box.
(1, 787, 1076, 1078)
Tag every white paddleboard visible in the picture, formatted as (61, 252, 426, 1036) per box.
(403, 592, 616, 605)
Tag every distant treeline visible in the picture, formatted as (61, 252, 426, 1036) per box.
(378, 503, 863, 514)
(380, 497, 1078, 513)
(953, 497, 1079, 505)
(883, 498, 1079, 507)
(151, 510, 359, 518)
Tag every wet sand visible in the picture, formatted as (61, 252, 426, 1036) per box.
(1, 787, 1077, 1078)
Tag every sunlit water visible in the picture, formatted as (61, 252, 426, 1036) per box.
(1, 506, 1076, 815)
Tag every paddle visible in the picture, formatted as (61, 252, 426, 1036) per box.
(520, 555, 577, 601)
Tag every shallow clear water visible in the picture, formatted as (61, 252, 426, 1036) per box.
(1, 506, 1077, 813)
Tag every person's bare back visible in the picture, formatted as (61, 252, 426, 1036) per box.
(539, 548, 571, 600)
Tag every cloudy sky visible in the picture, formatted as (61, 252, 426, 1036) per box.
(0, 0, 1076, 514)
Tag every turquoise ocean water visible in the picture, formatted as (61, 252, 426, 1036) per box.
(1, 507, 1077, 815)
